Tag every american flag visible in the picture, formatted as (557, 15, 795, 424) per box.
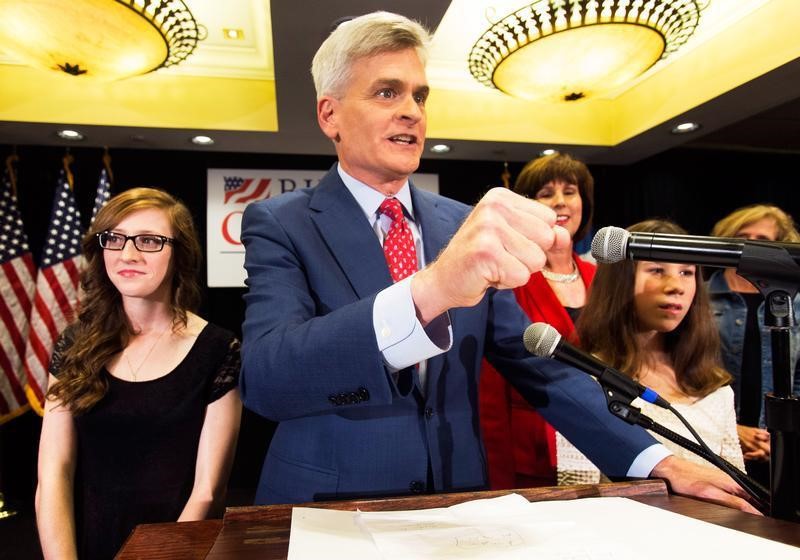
(91, 168, 111, 223)
(0, 163, 36, 423)
(23, 170, 90, 413)
(224, 176, 272, 204)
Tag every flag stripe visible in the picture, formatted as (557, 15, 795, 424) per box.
(3, 255, 36, 316)
(1, 258, 35, 355)
(0, 340, 25, 405)
(23, 326, 49, 403)
(0, 324, 27, 395)
(234, 178, 272, 204)
(31, 288, 62, 346)
(43, 265, 79, 324)
(0, 379, 10, 414)
(0, 290, 28, 359)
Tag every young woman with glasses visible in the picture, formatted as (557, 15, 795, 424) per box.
(36, 187, 242, 560)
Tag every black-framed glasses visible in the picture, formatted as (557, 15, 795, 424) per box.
(96, 231, 175, 252)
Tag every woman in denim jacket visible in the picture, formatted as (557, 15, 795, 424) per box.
(708, 204, 800, 485)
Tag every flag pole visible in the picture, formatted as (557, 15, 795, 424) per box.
(103, 146, 114, 186)
(5, 153, 18, 196)
(63, 152, 75, 191)
(500, 161, 510, 189)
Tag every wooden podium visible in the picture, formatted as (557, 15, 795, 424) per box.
(116, 480, 799, 559)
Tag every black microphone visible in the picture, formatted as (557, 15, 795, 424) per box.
(591, 226, 800, 283)
(523, 322, 670, 408)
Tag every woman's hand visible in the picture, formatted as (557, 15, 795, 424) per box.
(737, 424, 770, 461)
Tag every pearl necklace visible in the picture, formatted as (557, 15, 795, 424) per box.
(541, 260, 579, 283)
(124, 328, 168, 381)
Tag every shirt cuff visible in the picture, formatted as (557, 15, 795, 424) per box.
(373, 275, 452, 370)
(627, 443, 673, 478)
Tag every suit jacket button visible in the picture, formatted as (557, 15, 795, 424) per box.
(409, 480, 425, 493)
(357, 387, 370, 401)
(425, 407, 434, 419)
(328, 395, 339, 405)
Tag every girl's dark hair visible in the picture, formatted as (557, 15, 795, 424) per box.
(576, 219, 730, 397)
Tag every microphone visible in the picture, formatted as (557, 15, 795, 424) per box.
(523, 322, 670, 408)
(591, 226, 800, 283)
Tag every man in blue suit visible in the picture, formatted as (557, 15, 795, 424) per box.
(240, 11, 756, 512)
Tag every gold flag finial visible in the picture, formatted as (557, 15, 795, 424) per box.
(500, 161, 511, 189)
(62, 152, 75, 190)
(5, 153, 19, 197)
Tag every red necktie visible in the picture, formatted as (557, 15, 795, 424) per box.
(380, 198, 418, 282)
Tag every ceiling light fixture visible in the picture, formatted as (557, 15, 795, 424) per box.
(671, 121, 701, 134)
(223, 28, 245, 40)
(539, 148, 557, 156)
(191, 135, 215, 146)
(430, 144, 452, 154)
(469, 0, 704, 102)
(0, 0, 203, 80)
(56, 129, 85, 141)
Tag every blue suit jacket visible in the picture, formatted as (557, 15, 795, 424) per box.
(240, 166, 657, 504)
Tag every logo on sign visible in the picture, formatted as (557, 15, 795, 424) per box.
(224, 177, 272, 204)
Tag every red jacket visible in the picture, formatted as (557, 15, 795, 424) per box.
(479, 256, 596, 489)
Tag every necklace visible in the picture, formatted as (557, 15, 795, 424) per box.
(541, 260, 579, 283)
(124, 327, 168, 381)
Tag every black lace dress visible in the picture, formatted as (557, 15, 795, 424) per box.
(49, 323, 240, 560)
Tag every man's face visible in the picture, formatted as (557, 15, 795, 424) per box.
(317, 48, 429, 195)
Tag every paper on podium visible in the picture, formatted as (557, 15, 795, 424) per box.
(288, 494, 799, 559)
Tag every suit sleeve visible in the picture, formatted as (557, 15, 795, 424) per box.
(239, 201, 397, 422)
(482, 287, 660, 478)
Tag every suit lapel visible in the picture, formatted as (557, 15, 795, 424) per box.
(412, 187, 450, 268)
(411, 187, 460, 398)
(309, 169, 393, 298)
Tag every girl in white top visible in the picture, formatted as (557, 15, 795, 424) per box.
(558, 219, 745, 485)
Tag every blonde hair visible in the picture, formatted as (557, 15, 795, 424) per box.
(711, 204, 800, 242)
(311, 11, 430, 99)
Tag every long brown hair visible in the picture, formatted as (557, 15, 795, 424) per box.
(47, 187, 202, 414)
(576, 219, 730, 397)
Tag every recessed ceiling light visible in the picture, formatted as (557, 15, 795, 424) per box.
(57, 129, 84, 141)
(539, 149, 556, 156)
(223, 28, 244, 40)
(191, 135, 215, 146)
(430, 144, 451, 154)
(671, 122, 701, 134)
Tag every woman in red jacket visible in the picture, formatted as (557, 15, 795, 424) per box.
(479, 152, 596, 489)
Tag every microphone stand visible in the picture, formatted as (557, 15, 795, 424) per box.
(737, 241, 800, 522)
(600, 380, 770, 513)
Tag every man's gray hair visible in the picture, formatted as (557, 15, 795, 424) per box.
(311, 11, 431, 100)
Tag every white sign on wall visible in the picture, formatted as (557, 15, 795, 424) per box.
(207, 168, 439, 287)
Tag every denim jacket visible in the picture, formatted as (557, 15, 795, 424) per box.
(708, 270, 800, 427)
